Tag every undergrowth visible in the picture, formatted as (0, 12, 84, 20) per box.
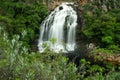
(0, 26, 120, 80)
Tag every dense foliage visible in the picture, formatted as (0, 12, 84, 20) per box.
(0, 27, 120, 80)
(0, 0, 48, 50)
(82, 1, 120, 51)
(0, 0, 120, 80)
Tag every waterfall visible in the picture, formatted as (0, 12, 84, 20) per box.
(38, 2, 77, 53)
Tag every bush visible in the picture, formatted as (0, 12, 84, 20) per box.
(0, 27, 79, 80)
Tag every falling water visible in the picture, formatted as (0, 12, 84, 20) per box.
(38, 2, 77, 53)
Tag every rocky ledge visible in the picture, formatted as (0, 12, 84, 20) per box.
(89, 52, 120, 65)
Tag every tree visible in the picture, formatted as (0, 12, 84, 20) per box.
(0, 0, 48, 50)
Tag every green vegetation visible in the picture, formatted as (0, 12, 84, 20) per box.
(0, 0, 120, 80)
(0, 27, 120, 80)
(0, 0, 48, 49)
(0, 27, 78, 80)
(0, 26, 120, 79)
(82, 2, 120, 52)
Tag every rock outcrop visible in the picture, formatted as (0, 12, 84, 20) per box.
(89, 52, 120, 65)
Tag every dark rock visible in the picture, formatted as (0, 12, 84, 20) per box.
(59, 6, 63, 10)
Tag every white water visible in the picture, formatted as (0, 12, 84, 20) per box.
(38, 2, 77, 53)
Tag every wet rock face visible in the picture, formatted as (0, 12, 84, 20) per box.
(70, 3, 89, 53)
(49, 1, 62, 10)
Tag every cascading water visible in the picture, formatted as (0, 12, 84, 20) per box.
(38, 2, 77, 53)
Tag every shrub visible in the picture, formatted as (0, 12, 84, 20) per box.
(0, 27, 79, 80)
